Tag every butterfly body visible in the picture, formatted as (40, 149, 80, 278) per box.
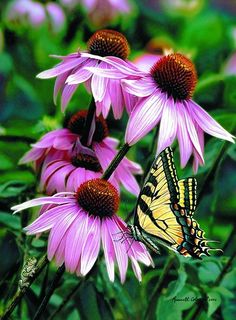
(128, 147, 214, 259)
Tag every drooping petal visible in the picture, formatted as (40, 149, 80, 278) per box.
(46, 164, 74, 194)
(11, 195, 74, 213)
(188, 100, 235, 143)
(48, 208, 78, 260)
(80, 217, 101, 276)
(114, 166, 140, 196)
(37, 58, 84, 79)
(64, 210, 88, 273)
(19, 147, 45, 164)
(24, 204, 76, 234)
(66, 59, 97, 84)
(101, 218, 115, 282)
(54, 71, 70, 104)
(109, 79, 124, 119)
(106, 218, 128, 283)
(176, 104, 193, 167)
(125, 92, 164, 145)
(157, 97, 177, 153)
(91, 63, 109, 102)
(122, 76, 156, 97)
(182, 102, 204, 164)
(61, 83, 79, 112)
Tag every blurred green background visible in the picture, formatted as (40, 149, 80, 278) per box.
(0, 0, 236, 319)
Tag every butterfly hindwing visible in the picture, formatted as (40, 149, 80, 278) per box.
(130, 147, 214, 259)
(178, 178, 197, 216)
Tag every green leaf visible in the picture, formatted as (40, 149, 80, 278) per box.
(198, 261, 222, 284)
(221, 268, 236, 290)
(222, 298, 236, 320)
(166, 265, 187, 299)
(156, 286, 197, 320)
(68, 309, 81, 320)
(214, 286, 234, 299)
(0, 153, 14, 170)
(206, 289, 221, 317)
(0, 212, 21, 230)
(77, 282, 102, 320)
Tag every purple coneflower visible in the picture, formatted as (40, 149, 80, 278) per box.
(12, 179, 153, 282)
(37, 29, 139, 118)
(81, 0, 130, 26)
(6, 0, 65, 33)
(120, 53, 234, 171)
(6, 0, 46, 28)
(20, 110, 142, 195)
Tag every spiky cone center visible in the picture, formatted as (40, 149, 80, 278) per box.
(151, 53, 197, 101)
(76, 179, 119, 218)
(67, 110, 108, 142)
(87, 29, 130, 60)
(71, 154, 102, 172)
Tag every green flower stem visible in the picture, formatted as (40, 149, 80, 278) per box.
(48, 281, 82, 320)
(215, 248, 236, 286)
(145, 255, 175, 320)
(33, 265, 66, 320)
(102, 143, 131, 180)
(0, 135, 36, 143)
(1, 254, 48, 320)
(80, 98, 96, 146)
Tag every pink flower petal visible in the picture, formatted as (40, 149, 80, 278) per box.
(37, 58, 84, 79)
(91, 63, 109, 101)
(25, 204, 76, 234)
(48, 207, 78, 260)
(106, 218, 128, 283)
(101, 219, 115, 282)
(109, 79, 124, 119)
(176, 104, 193, 167)
(182, 102, 204, 164)
(188, 100, 235, 143)
(157, 97, 177, 153)
(64, 210, 88, 273)
(80, 217, 101, 275)
(19, 148, 44, 164)
(125, 92, 164, 145)
(66, 59, 97, 84)
(61, 83, 79, 112)
(54, 71, 70, 104)
(11, 195, 73, 213)
(122, 76, 156, 97)
(46, 164, 74, 194)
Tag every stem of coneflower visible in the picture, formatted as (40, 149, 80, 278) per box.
(80, 98, 96, 146)
(33, 265, 66, 320)
(102, 143, 131, 180)
(48, 281, 82, 320)
(1, 254, 48, 320)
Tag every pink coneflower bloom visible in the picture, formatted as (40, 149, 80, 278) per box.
(45, 2, 66, 34)
(224, 52, 236, 75)
(120, 53, 234, 171)
(37, 29, 139, 118)
(82, 0, 130, 26)
(12, 179, 153, 282)
(6, 0, 46, 29)
(20, 111, 142, 195)
(133, 53, 162, 72)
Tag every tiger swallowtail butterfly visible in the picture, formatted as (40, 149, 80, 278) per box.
(128, 147, 218, 259)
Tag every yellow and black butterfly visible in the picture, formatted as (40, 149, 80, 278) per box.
(128, 147, 216, 259)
